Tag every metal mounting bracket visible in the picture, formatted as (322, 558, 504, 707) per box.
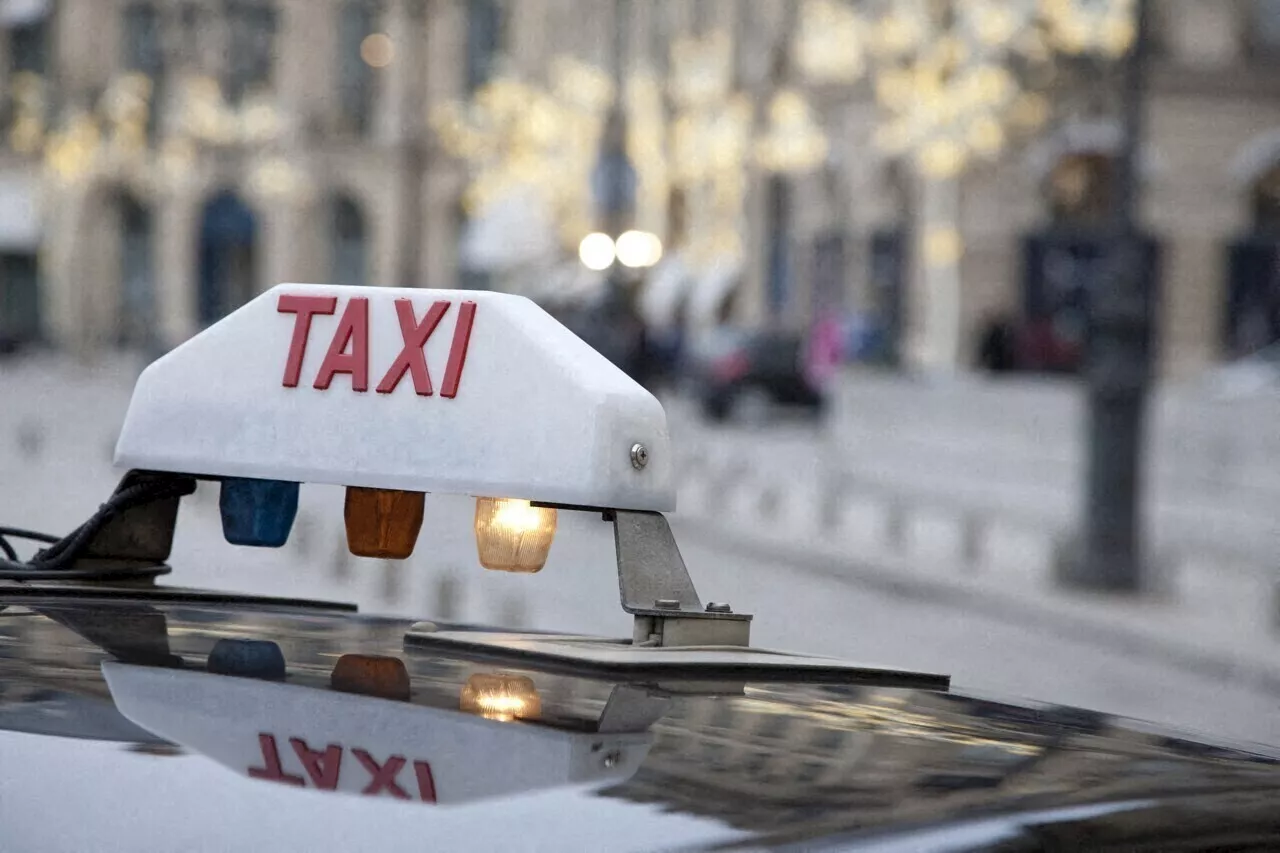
(607, 509, 752, 648)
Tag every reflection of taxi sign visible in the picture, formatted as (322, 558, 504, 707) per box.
(102, 662, 652, 805)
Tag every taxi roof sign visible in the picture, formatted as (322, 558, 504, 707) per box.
(115, 284, 674, 511)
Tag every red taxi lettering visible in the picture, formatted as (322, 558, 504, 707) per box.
(248, 734, 305, 786)
(278, 295, 337, 388)
(314, 297, 370, 392)
(376, 299, 449, 396)
(278, 294, 475, 398)
(440, 300, 476, 399)
(247, 735, 438, 801)
(290, 737, 342, 790)
(354, 749, 409, 799)
(414, 760, 438, 804)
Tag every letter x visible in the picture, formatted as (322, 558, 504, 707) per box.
(376, 299, 450, 395)
(353, 749, 409, 798)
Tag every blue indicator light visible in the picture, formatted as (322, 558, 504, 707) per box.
(207, 639, 287, 681)
(218, 477, 299, 547)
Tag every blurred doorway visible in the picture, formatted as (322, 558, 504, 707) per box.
(0, 252, 39, 349)
(115, 192, 155, 350)
(868, 228, 906, 366)
(198, 192, 258, 326)
(1224, 159, 1280, 357)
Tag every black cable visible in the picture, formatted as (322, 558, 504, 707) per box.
(0, 475, 196, 582)
(0, 565, 171, 582)
(0, 526, 66, 562)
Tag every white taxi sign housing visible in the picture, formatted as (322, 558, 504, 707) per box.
(115, 284, 673, 511)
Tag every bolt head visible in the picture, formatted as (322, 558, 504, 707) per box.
(630, 443, 649, 470)
(705, 602, 732, 613)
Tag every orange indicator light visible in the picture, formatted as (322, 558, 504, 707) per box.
(330, 654, 411, 701)
(344, 486, 424, 559)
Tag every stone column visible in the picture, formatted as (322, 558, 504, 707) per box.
(154, 187, 200, 347)
(277, 0, 336, 142)
(421, 0, 466, 289)
(904, 173, 962, 372)
(377, 0, 413, 144)
(1148, 184, 1239, 379)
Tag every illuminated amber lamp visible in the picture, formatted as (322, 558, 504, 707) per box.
(459, 673, 542, 722)
(473, 498, 557, 572)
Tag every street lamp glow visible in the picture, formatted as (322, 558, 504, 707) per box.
(361, 33, 395, 68)
(578, 232, 616, 271)
(615, 230, 663, 268)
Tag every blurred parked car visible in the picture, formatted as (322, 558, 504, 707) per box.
(690, 329, 825, 422)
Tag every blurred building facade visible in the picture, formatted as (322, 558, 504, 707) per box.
(1, 0, 1280, 377)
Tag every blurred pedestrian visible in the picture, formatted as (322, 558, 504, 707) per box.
(976, 315, 1017, 373)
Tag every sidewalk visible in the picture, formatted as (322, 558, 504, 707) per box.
(670, 428, 1280, 695)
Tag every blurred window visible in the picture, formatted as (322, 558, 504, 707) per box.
(330, 194, 368, 286)
(123, 3, 163, 74)
(122, 3, 164, 137)
(177, 2, 206, 62)
(8, 14, 47, 74)
(466, 0, 504, 93)
(1250, 0, 1280, 56)
(0, 252, 39, 344)
(225, 0, 277, 103)
(338, 0, 382, 136)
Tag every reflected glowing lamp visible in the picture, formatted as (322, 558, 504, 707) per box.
(330, 654, 412, 701)
(474, 498, 557, 573)
(460, 673, 542, 722)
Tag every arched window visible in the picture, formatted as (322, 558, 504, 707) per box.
(198, 191, 258, 325)
(116, 192, 155, 349)
(330, 194, 368, 286)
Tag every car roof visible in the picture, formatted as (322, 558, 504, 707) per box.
(3, 595, 1280, 851)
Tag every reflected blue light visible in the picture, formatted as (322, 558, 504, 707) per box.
(207, 639, 287, 681)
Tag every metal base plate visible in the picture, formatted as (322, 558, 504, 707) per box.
(403, 627, 950, 690)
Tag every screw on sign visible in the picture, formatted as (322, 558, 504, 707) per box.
(248, 734, 438, 802)
(277, 294, 476, 397)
